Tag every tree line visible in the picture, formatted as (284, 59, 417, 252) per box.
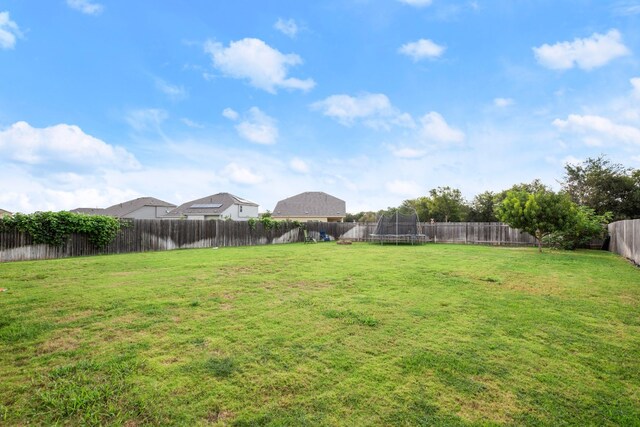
(346, 156, 640, 251)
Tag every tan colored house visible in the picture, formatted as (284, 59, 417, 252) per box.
(272, 191, 346, 222)
(72, 197, 176, 219)
(0, 208, 12, 218)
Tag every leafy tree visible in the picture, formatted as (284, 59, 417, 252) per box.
(497, 189, 575, 252)
(401, 197, 430, 222)
(426, 186, 468, 222)
(467, 191, 498, 222)
(561, 156, 640, 220)
(344, 211, 377, 222)
(544, 207, 612, 250)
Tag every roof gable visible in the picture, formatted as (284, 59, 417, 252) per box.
(165, 192, 258, 216)
(273, 191, 346, 217)
(102, 197, 176, 218)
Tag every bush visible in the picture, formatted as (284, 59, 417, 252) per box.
(0, 211, 125, 249)
(544, 207, 611, 250)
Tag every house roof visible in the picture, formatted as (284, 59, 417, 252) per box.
(70, 207, 107, 215)
(0, 208, 12, 215)
(165, 193, 258, 217)
(273, 191, 346, 218)
(101, 197, 176, 218)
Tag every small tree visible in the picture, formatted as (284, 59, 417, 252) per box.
(497, 189, 575, 252)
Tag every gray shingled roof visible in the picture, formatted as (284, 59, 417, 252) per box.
(164, 193, 258, 217)
(101, 197, 176, 218)
(70, 207, 107, 215)
(273, 191, 346, 217)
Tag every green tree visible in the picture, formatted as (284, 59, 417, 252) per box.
(561, 156, 640, 220)
(401, 197, 430, 222)
(467, 191, 498, 222)
(544, 206, 612, 250)
(497, 189, 575, 252)
(426, 187, 468, 222)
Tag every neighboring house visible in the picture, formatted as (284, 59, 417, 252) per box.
(164, 192, 259, 221)
(103, 197, 176, 219)
(272, 191, 346, 222)
(0, 208, 12, 218)
(72, 197, 176, 219)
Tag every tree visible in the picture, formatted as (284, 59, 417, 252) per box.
(467, 191, 498, 222)
(561, 156, 640, 220)
(401, 197, 430, 222)
(544, 206, 612, 250)
(426, 187, 468, 222)
(344, 211, 377, 222)
(497, 188, 575, 252)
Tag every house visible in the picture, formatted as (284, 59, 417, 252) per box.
(0, 208, 12, 218)
(72, 197, 176, 219)
(272, 191, 346, 222)
(164, 192, 259, 221)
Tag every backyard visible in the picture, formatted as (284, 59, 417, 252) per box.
(0, 243, 639, 426)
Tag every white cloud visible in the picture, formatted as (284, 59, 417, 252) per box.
(398, 39, 445, 61)
(418, 112, 465, 144)
(494, 97, 514, 107)
(66, 0, 104, 15)
(274, 18, 298, 38)
(126, 109, 168, 132)
(204, 38, 315, 93)
(181, 118, 204, 129)
(222, 162, 263, 185)
(311, 93, 414, 129)
(0, 11, 21, 49)
(235, 107, 278, 145)
(0, 121, 139, 169)
(613, 3, 640, 16)
(155, 78, 187, 100)
(385, 179, 421, 196)
(553, 114, 640, 145)
(397, 0, 433, 7)
(388, 146, 427, 159)
(222, 108, 239, 121)
(533, 29, 630, 70)
(289, 157, 309, 173)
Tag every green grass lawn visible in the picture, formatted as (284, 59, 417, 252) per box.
(1, 243, 639, 426)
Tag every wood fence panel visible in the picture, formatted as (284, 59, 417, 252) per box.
(1, 220, 540, 262)
(609, 220, 640, 265)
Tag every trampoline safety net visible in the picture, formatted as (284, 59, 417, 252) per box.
(370, 212, 426, 244)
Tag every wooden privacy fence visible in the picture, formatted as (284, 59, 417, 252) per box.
(0, 220, 536, 262)
(608, 219, 640, 265)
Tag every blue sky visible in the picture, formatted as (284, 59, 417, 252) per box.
(1, 0, 640, 214)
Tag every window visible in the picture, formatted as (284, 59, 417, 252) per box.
(240, 205, 243, 212)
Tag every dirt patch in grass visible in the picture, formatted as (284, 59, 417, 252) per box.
(206, 409, 235, 424)
(454, 375, 520, 424)
(56, 310, 95, 324)
(37, 329, 82, 354)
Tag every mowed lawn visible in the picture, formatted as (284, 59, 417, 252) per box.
(1, 243, 639, 426)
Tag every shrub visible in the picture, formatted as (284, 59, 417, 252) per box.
(0, 211, 125, 249)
